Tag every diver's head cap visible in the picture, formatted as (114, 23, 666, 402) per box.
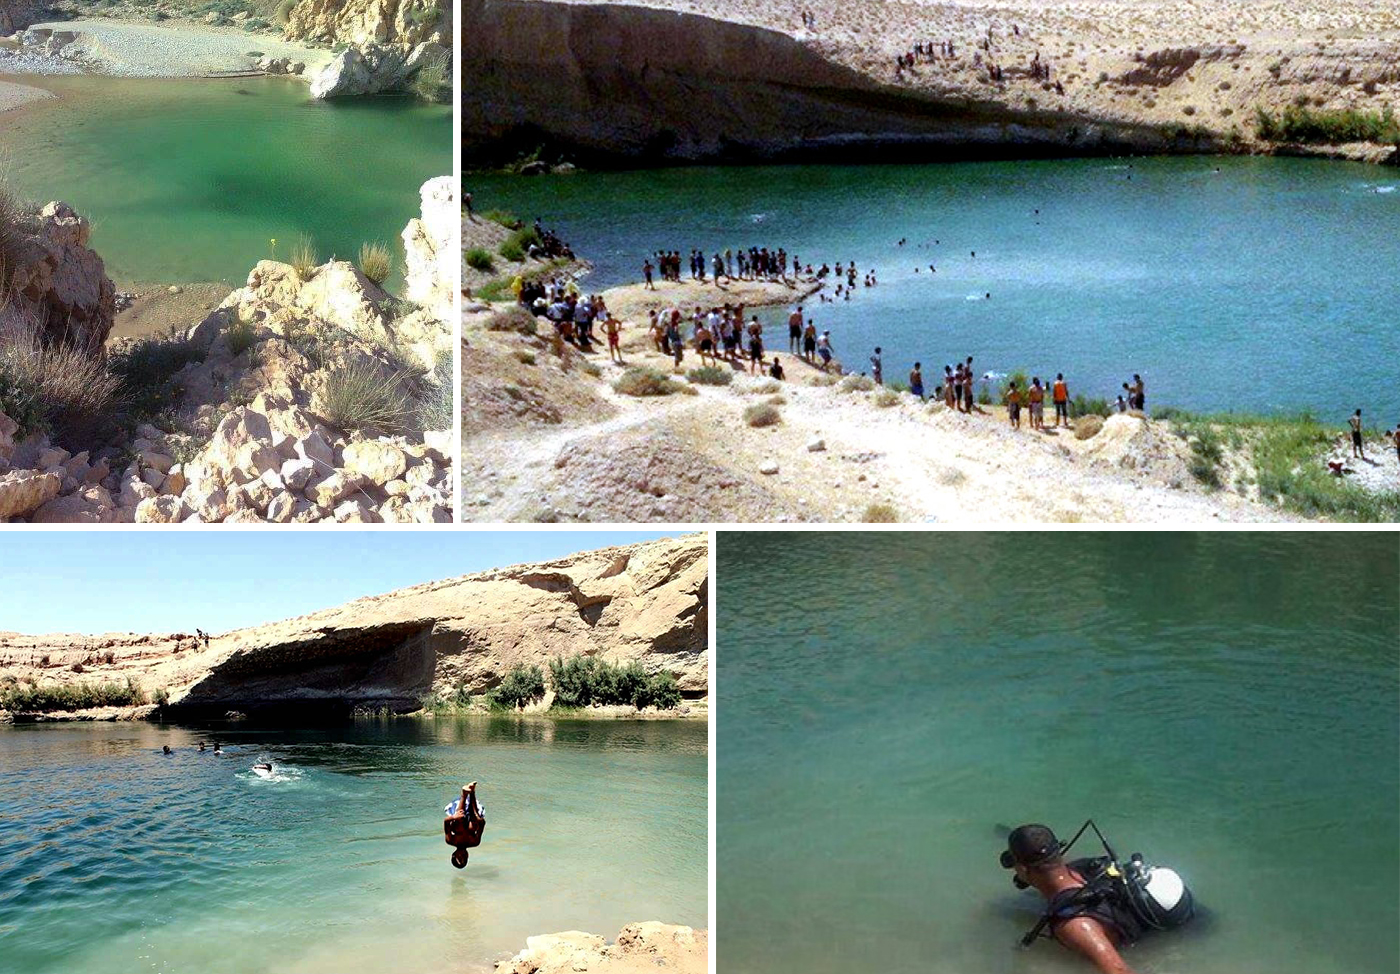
(1001, 824, 1062, 869)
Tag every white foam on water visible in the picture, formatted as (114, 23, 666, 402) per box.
(750, 212, 770, 222)
(246, 764, 302, 784)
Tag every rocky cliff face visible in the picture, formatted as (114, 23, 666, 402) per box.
(0, 535, 708, 715)
(462, 0, 1146, 164)
(0, 1, 42, 35)
(286, 0, 450, 48)
(2, 202, 116, 354)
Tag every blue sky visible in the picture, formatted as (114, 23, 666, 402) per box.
(0, 531, 685, 635)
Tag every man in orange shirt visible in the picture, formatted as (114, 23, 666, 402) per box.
(1052, 373, 1070, 428)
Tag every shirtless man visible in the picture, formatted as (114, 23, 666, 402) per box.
(602, 314, 624, 364)
(1002, 825, 1140, 974)
(1027, 377, 1045, 431)
(1350, 409, 1365, 459)
(443, 781, 486, 869)
(788, 305, 804, 353)
(1006, 381, 1023, 430)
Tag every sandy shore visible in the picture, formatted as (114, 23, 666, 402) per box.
(109, 283, 230, 343)
(464, 276, 1309, 523)
(0, 76, 52, 111)
(3, 20, 331, 77)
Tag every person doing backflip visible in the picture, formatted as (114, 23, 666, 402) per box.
(443, 781, 486, 869)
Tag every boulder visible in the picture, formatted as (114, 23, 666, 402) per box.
(0, 470, 61, 518)
(206, 408, 275, 472)
(135, 495, 191, 524)
(342, 440, 407, 485)
(308, 42, 409, 99)
(296, 429, 336, 469)
(296, 261, 391, 340)
(2, 202, 116, 352)
(280, 457, 316, 491)
(307, 471, 369, 508)
(0, 411, 18, 463)
(334, 498, 382, 523)
(30, 488, 119, 523)
(266, 491, 299, 523)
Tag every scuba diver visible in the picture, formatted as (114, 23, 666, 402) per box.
(1000, 822, 1195, 974)
(443, 781, 486, 869)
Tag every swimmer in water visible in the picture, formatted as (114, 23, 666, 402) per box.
(213, 742, 223, 754)
(253, 762, 273, 773)
(198, 741, 207, 752)
(444, 781, 486, 869)
(162, 745, 172, 755)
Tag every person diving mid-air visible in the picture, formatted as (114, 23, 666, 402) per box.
(443, 781, 486, 869)
(1001, 822, 1195, 974)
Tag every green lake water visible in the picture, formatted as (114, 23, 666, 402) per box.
(470, 157, 1400, 418)
(0, 75, 450, 285)
(717, 531, 1399, 974)
(0, 718, 707, 974)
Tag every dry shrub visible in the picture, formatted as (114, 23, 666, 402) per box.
(744, 403, 781, 427)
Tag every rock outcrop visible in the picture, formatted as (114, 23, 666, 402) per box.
(498, 923, 707, 974)
(0, 535, 709, 716)
(402, 175, 454, 325)
(0, 1, 42, 35)
(285, 0, 450, 49)
(309, 38, 447, 98)
(2, 202, 116, 353)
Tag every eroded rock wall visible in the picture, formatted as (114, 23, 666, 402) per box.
(0, 535, 709, 714)
(462, 0, 1142, 163)
(2, 202, 116, 353)
(286, 0, 450, 48)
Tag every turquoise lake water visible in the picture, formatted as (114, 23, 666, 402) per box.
(470, 157, 1400, 418)
(0, 75, 450, 285)
(0, 718, 707, 974)
(717, 531, 1399, 974)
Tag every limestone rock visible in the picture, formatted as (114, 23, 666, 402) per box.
(0, 411, 18, 463)
(2, 201, 116, 352)
(309, 42, 409, 99)
(333, 498, 383, 522)
(135, 495, 191, 524)
(0, 535, 708, 710)
(0, 470, 61, 518)
(307, 470, 369, 508)
(806, 437, 826, 452)
(280, 457, 317, 491)
(401, 176, 455, 324)
(285, 0, 450, 49)
(342, 440, 407, 485)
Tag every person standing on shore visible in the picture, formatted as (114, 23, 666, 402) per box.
(1350, 409, 1365, 459)
(1006, 381, 1023, 430)
(909, 362, 924, 401)
(870, 347, 883, 385)
(747, 317, 765, 375)
(643, 259, 655, 290)
(603, 314, 624, 364)
(802, 320, 817, 363)
(1052, 373, 1070, 428)
(816, 330, 834, 371)
(1028, 377, 1045, 431)
(944, 365, 956, 409)
(788, 305, 803, 353)
(465, 192, 473, 221)
(1389, 423, 1400, 466)
(1131, 374, 1146, 411)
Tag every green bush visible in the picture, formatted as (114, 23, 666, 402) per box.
(491, 664, 546, 708)
(615, 367, 683, 397)
(872, 388, 900, 408)
(274, 0, 297, 23)
(1073, 396, 1112, 418)
(0, 330, 123, 448)
(109, 328, 206, 420)
(498, 227, 539, 263)
(686, 363, 733, 383)
(358, 241, 394, 285)
(465, 248, 495, 272)
(289, 235, 319, 279)
(480, 209, 521, 229)
(415, 349, 453, 432)
(546, 654, 683, 710)
(484, 306, 537, 335)
(410, 50, 450, 103)
(319, 361, 415, 434)
(225, 318, 259, 357)
(743, 402, 781, 427)
(1254, 104, 1400, 144)
(0, 677, 145, 713)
